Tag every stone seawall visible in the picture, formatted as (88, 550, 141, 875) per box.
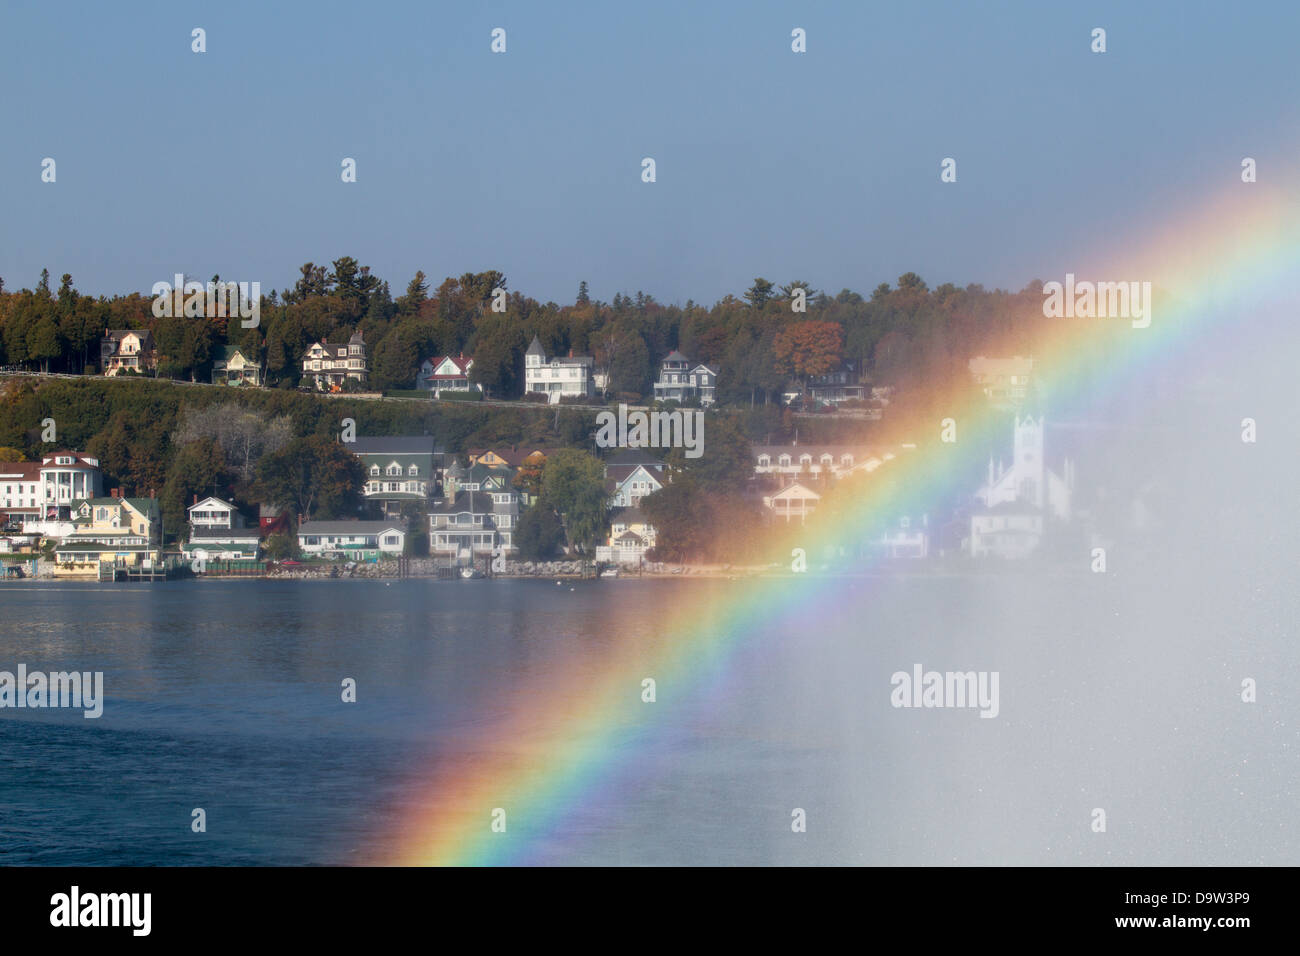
(264, 558, 592, 580)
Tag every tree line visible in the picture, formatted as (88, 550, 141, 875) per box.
(0, 262, 1064, 403)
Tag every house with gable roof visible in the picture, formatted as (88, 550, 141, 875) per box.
(428, 489, 518, 562)
(301, 331, 367, 390)
(53, 493, 163, 576)
(100, 329, 157, 376)
(653, 351, 717, 405)
(762, 482, 821, 525)
(605, 463, 664, 509)
(524, 336, 594, 403)
(349, 436, 442, 516)
(416, 354, 481, 396)
(212, 345, 264, 386)
(297, 520, 406, 559)
(596, 506, 658, 565)
(182, 496, 261, 561)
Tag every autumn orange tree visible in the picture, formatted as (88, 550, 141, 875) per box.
(771, 320, 844, 391)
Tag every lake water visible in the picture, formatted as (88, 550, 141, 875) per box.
(0, 568, 1295, 866)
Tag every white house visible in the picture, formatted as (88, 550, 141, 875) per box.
(183, 496, 262, 561)
(753, 445, 894, 481)
(2, 452, 105, 537)
(297, 520, 405, 559)
(416, 354, 481, 396)
(0, 461, 41, 529)
(876, 514, 929, 559)
(524, 336, 594, 403)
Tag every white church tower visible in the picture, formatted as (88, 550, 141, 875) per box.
(977, 414, 1071, 520)
(1012, 414, 1045, 509)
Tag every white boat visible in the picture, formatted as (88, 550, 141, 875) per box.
(600, 568, 619, 578)
(460, 567, 484, 579)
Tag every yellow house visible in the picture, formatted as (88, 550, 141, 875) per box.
(53, 496, 163, 577)
(212, 346, 264, 386)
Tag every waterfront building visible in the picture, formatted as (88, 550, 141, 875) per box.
(182, 496, 261, 561)
(428, 489, 518, 561)
(53, 494, 162, 577)
(296, 520, 406, 559)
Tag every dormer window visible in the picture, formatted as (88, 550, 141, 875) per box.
(370, 465, 380, 476)
(408, 465, 418, 476)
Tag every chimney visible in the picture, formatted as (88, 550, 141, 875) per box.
(193, 494, 198, 505)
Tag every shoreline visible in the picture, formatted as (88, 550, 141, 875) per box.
(4, 559, 1104, 583)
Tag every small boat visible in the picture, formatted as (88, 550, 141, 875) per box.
(600, 568, 619, 578)
(460, 567, 484, 579)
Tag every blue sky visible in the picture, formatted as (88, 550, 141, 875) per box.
(2, 0, 1297, 304)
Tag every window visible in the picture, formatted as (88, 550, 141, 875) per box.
(370, 465, 380, 476)
(778, 455, 791, 467)
(757, 455, 770, 467)
(408, 465, 418, 476)
(383, 535, 399, 546)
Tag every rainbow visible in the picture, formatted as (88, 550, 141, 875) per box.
(390, 184, 1299, 865)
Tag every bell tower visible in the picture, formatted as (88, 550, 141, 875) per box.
(1013, 415, 1045, 508)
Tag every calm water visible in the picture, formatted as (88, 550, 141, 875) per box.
(0, 570, 1295, 866)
